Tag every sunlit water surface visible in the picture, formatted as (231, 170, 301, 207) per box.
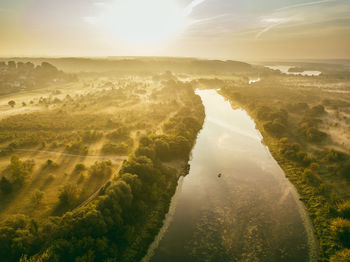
(266, 65, 321, 76)
(143, 90, 317, 262)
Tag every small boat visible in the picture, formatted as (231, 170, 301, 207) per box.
(218, 173, 222, 178)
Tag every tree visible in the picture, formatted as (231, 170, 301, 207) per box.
(0, 176, 12, 194)
(7, 156, 35, 185)
(8, 100, 16, 108)
(58, 184, 80, 206)
(339, 160, 350, 180)
(338, 200, 350, 219)
(330, 249, 350, 262)
(330, 218, 350, 247)
(31, 190, 44, 206)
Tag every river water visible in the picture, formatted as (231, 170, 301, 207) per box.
(143, 89, 317, 262)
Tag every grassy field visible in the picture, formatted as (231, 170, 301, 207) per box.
(0, 60, 207, 262)
(0, 73, 192, 222)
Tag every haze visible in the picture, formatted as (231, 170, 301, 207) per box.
(1, 0, 350, 60)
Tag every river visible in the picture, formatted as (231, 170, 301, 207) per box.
(143, 89, 318, 262)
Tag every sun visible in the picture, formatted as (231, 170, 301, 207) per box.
(97, 0, 186, 46)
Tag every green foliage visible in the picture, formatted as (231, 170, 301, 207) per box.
(309, 104, 326, 116)
(263, 120, 286, 137)
(89, 161, 113, 178)
(330, 218, 350, 248)
(337, 200, 350, 219)
(0, 84, 205, 262)
(66, 141, 88, 155)
(102, 142, 130, 155)
(58, 184, 81, 206)
(330, 248, 350, 262)
(107, 126, 130, 141)
(0, 176, 12, 194)
(5, 155, 35, 186)
(81, 131, 103, 143)
(74, 163, 86, 173)
(325, 150, 348, 163)
(31, 190, 44, 206)
(8, 100, 16, 108)
(338, 160, 350, 180)
(302, 168, 321, 185)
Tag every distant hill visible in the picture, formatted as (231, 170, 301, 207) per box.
(0, 57, 253, 74)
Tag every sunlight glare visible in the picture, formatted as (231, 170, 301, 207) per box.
(101, 0, 185, 46)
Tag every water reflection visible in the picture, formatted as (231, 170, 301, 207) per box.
(144, 90, 317, 262)
(266, 65, 321, 76)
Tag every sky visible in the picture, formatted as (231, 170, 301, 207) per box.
(0, 0, 350, 60)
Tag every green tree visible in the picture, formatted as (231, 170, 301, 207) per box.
(58, 184, 80, 206)
(0, 176, 12, 194)
(31, 190, 44, 206)
(8, 100, 16, 108)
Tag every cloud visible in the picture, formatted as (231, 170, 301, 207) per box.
(255, 18, 291, 39)
(276, 0, 335, 11)
(184, 0, 207, 17)
(255, 0, 337, 39)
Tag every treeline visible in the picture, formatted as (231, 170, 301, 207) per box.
(1, 58, 253, 74)
(0, 61, 76, 96)
(0, 87, 205, 262)
(221, 85, 350, 261)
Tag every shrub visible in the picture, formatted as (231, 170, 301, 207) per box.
(330, 249, 350, 262)
(0, 176, 12, 194)
(31, 190, 44, 206)
(330, 218, 350, 247)
(6, 156, 35, 185)
(89, 161, 113, 178)
(58, 184, 80, 206)
(74, 163, 86, 173)
(102, 143, 129, 155)
(66, 141, 88, 155)
(302, 168, 321, 185)
(339, 160, 350, 180)
(338, 200, 350, 219)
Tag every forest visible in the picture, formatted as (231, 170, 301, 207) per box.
(0, 60, 205, 261)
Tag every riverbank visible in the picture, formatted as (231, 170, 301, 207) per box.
(219, 88, 348, 261)
(142, 89, 315, 262)
(120, 163, 190, 262)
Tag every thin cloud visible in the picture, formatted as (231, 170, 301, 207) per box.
(256, 0, 336, 39)
(184, 0, 207, 17)
(256, 18, 290, 39)
(276, 0, 335, 11)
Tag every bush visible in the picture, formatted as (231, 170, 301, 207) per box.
(263, 120, 286, 137)
(6, 156, 35, 185)
(102, 143, 129, 155)
(58, 184, 80, 206)
(330, 218, 350, 247)
(74, 163, 86, 173)
(309, 104, 325, 116)
(66, 141, 88, 155)
(339, 160, 350, 180)
(31, 190, 44, 206)
(302, 168, 321, 185)
(338, 200, 350, 219)
(89, 161, 113, 178)
(330, 248, 350, 262)
(0, 176, 12, 194)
